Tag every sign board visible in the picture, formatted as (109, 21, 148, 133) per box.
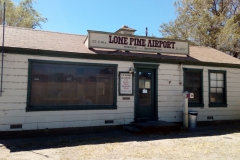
(85, 30, 189, 55)
(119, 72, 133, 95)
(183, 92, 194, 99)
(189, 93, 194, 99)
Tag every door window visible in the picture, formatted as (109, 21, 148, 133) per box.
(138, 71, 152, 107)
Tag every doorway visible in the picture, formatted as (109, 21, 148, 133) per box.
(134, 64, 159, 122)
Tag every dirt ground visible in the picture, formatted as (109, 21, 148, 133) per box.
(0, 124, 240, 160)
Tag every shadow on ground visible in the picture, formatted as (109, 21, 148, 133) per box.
(1, 123, 240, 153)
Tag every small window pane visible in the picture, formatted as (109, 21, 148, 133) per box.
(217, 81, 224, 87)
(210, 80, 217, 87)
(210, 93, 216, 102)
(217, 88, 223, 93)
(210, 73, 217, 80)
(210, 88, 216, 93)
(216, 93, 223, 103)
(217, 73, 224, 80)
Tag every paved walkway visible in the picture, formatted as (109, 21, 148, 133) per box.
(0, 124, 240, 160)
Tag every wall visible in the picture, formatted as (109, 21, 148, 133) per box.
(0, 53, 240, 131)
(0, 53, 135, 131)
(158, 63, 240, 122)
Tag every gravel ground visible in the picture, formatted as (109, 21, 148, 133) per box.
(0, 124, 240, 160)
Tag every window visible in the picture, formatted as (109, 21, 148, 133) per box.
(27, 60, 117, 111)
(209, 70, 227, 107)
(183, 68, 203, 107)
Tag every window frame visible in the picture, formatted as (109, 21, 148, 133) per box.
(26, 59, 118, 112)
(208, 70, 227, 107)
(183, 68, 204, 107)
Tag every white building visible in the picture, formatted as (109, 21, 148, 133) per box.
(0, 25, 239, 132)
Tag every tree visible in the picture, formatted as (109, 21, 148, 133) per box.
(160, 0, 240, 57)
(0, 0, 47, 29)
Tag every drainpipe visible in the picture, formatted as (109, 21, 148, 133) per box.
(181, 63, 188, 128)
(179, 62, 182, 85)
(182, 91, 189, 128)
(0, 2, 6, 97)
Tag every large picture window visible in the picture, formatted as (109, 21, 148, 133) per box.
(183, 68, 204, 107)
(27, 60, 117, 111)
(208, 70, 227, 107)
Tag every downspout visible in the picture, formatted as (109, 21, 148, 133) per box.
(0, 2, 6, 97)
(179, 62, 182, 85)
(180, 62, 188, 128)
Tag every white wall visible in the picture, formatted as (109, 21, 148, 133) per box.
(0, 53, 135, 131)
(0, 53, 240, 131)
(158, 63, 240, 122)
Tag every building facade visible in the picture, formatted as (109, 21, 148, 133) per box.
(0, 26, 240, 131)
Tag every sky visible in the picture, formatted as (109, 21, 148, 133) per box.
(13, 0, 177, 37)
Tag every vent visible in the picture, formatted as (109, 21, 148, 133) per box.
(122, 97, 130, 100)
(10, 124, 22, 129)
(105, 120, 114, 124)
(207, 116, 213, 120)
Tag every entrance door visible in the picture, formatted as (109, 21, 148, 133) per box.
(135, 68, 157, 121)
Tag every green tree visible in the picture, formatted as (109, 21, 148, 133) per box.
(0, 0, 47, 29)
(160, 0, 240, 57)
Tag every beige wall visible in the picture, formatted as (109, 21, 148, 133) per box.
(0, 53, 135, 131)
(158, 63, 240, 122)
(0, 53, 240, 131)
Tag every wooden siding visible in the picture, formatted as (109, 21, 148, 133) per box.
(0, 54, 135, 131)
(0, 53, 240, 131)
(158, 64, 240, 122)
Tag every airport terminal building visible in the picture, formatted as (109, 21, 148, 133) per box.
(0, 25, 239, 131)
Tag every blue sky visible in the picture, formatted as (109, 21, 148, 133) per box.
(13, 0, 177, 37)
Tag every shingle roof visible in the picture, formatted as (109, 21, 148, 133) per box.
(1, 25, 240, 65)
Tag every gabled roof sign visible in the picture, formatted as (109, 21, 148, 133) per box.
(84, 30, 189, 55)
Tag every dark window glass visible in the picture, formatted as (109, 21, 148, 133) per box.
(138, 71, 152, 107)
(30, 63, 115, 107)
(209, 73, 225, 103)
(184, 70, 202, 104)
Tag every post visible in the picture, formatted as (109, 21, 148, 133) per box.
(182, 91, 189, 128)
(183, 97, 188, 128)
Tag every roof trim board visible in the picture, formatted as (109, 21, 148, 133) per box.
(4, 47, 240, 69)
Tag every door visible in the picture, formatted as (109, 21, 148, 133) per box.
(135, 68, 157, 121)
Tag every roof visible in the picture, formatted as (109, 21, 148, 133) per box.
(1, 25, 240, 65)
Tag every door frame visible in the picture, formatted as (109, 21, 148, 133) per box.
(134, 63, 159, 121)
